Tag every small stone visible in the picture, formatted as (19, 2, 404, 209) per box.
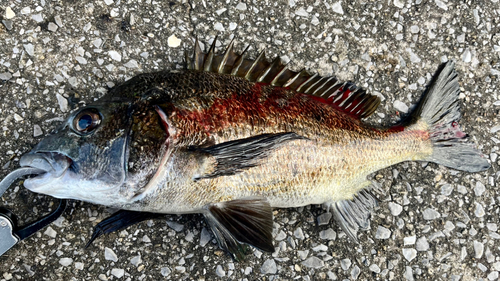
(235, 2, 247, 11)
(167, 35, 181, 48)
(440, 184, 453, 196)
(75, 262, 84, 270)
(48, 22, 58, 32)
(108, 51, 122, 62)
(2, 20, 13, 30)
(56, 93, 69, 112)
(34, 125, 43, 137)
(393, 0, 405, 8)
(475, 202, 485, 218)
(21, 7, 31, 14)
(297, 250, 309, 260)
(214, 22, 224, 32)
(111, 268, 124, 278)
(410, 25, 419, 33)
(166, 221, 184, 232)
(59, 258, 73, 266)
(491, 125, 500, 133)
(216, 265, 226, 277)
(407, 48, 421, 63)
(294, 227, 305, 240)
(319, 228, 336, 240)
(104, 247, 118, 262)
(312, 244, 328, 252)
(474, 181, 486, 196)
(54, 15, 63, 27)
(75, 56, 87, 65)
(104, 0, 114, 5)
(130, 255, 142, 266)
(317, 212, 332, 225)
(388, 202, 403, 216)
(422, 208, 440, 220)
(340, 258, 351, 270)
(275, 230, 286, 241)
(393, 100, 409, 113)
(463, 49, 472, 63)
(5, 7, 15, 19)
(402, 248, 417, 261)
(434, 0, 448, 10)
(488, 271, 499, 280)
(24, 44, 35, 56)
(261, 259, 277, 274)
(200, 227, 211, 246)
(302, 256, 324, 269)
(474, 241, 484, 258)
(295, 7, 309, 17)
(142, 235, 151, 243)
(44, 226, 57, 238)
(369, 264, 381, 273)
(404, 266, 414, 281)
(32, 14, 43, 22)
(375, 226, 391, 239)
(416, 237, 429, 251)
(331, 2, 344, 14)
(160, 267, 171, 276)
(0, 72, 13, 80)
(93, 38, 103, 48)
(404, 235, 416, 245)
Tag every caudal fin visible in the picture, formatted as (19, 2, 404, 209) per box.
(411, 62, 490, 172)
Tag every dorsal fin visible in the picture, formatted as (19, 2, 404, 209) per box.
(185, 38, 381, 119)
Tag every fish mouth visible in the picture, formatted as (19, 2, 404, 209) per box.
(18, 152, 73, 192)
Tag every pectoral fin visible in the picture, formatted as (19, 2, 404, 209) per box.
(331, 189, 378, 242)
(203, 198, 274, 260)
(190, 132, 307, 180)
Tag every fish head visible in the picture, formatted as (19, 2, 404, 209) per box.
(19, 100, 136, 205)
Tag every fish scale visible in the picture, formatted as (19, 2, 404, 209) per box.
(0, 38, 490, 260)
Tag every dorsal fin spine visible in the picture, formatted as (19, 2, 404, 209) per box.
(217, 39, 235, 74)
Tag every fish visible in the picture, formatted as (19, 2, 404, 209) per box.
(0, 38, 490, 259)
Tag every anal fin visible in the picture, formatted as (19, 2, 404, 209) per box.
(203, 198, 274, 260)
(331, 189, 378, 242)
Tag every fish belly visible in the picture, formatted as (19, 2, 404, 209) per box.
(211, 129, 433, 208)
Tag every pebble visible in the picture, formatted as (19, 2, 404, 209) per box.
(59, 258, 73, 267)
(474, 240, 484, 258)
(295, 7, 309, 17)
(48, 22, 58, 32)
(475, 202, 485, 218)
(33, 125, 43, 137)
(422, 208, 440, 220)
(388, 202, 403, 216)
(260, 259, 277, 274)
(402, 248, 417, 261)
(275, 230, 286, 241)
(1, 20, 12, 30)
(166, 220, 184, 232)
(24, 44, 35, 56)
(216, 265, 226, 277)
(54, 15, 63, 27)
(404, 235, 416, 245)
(0, 72, 12, 80)
(13, 113, 23, 122)
(434, 0, 448, 10)
(474, 181, 486, 196)
(440, 184, 453, 196)
(312, 244, 328, 252)
(111, 268, 124, 278)
(130, 255, 142, 266)
(200, 227, 211, 246)
(416, 237, 429, 251)
(317, 212, 332, 225)
(369, 264, 381, 273)
(214, 22, 224, 32)
(75, 56, 87, 65)
(491, 125, 500, 133)
(108, 50, 122, 62)
(105, 247, 118, 262)
(375, 226, 391, 239)
(235, 2, 247, 11)
(393, 100, 409, 113)
(488, 271, 499, 280)
(160, 267, 171, 276)
(294, 227, 305, 240)
(340, 258, 351, 270)
(32, 14, 43, 22)
(44, 226, 57, 238)
(331, 2, 344, 14)
(319, 228, 336, 240)
(297, 250, 309, 260)
(5, 7, 15, 19)
(167, 35, 182, 48)
(302, 256, 324, 269)
(56, 93, 69, 112)
(393, 0, 405, 8)
(404, 266, 414, 281)
(75, 262, 84, 270)
(406, 48, 421, 63)
(463, 49, 472, 63)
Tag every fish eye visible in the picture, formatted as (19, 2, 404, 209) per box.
(73, 108, 101, 134)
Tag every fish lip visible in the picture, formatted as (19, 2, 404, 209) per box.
(19, 152, 73, 191)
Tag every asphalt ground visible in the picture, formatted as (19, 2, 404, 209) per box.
(0, 0, 499, 280)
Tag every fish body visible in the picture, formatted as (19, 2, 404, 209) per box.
(2, 39, 490, 258)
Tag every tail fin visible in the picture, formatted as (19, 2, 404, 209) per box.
(411, 62, 490, 172)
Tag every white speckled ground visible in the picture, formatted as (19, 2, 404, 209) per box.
(1, 1, 499, 280)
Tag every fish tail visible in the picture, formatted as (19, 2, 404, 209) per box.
(409, 62, 490, 172)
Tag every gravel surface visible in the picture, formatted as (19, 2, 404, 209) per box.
(1, 0, 499, 280)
